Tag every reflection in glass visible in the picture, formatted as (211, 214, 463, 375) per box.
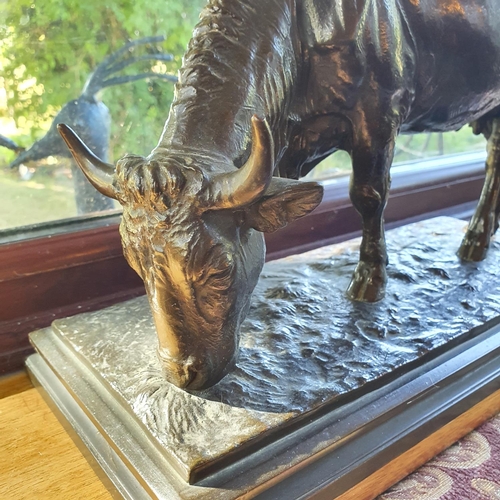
(0, 0, 205, 230)
(0, 0, 488, 227)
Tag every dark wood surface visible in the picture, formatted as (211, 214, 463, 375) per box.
(0, 225, 144, 374)
(0, 158, 485, 374)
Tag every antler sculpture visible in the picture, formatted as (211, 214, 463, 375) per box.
(9, 36, 177, 214)
(0, 134, 24, 153)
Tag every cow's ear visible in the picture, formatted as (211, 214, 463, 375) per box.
(244, 178, 323, 233)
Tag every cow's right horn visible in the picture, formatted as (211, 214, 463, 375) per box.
(58, 124, 117, 199)
(209, 115, 274, 210)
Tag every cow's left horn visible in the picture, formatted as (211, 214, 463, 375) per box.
(57, 124, 117, 199)
(209, 115, 274, 209)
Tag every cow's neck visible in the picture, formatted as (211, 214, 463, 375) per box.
(152, 0, 300, 172)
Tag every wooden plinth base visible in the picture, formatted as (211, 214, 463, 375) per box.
(340, 389, 500, 500)
(2, 379, 499, 500)
(26, 318, 500, 499)
(24, 217, 500, 499)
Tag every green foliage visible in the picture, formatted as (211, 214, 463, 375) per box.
(0, 0, 490, 228)
(0, 0, 488, 171)
(0, 0, 206, 161)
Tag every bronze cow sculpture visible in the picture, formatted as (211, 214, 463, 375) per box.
(60, 0, 500, 390)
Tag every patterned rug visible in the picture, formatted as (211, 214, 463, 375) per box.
(378, 414, 500, 499)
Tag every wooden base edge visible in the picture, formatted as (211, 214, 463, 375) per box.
(339, 389, 500, 500)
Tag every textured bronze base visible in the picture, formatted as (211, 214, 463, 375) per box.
(27, 217, 500, 498)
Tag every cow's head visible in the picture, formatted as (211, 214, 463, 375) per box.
(58, 117, 323, 390)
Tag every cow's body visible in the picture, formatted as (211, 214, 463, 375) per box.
(60, 0, 500, 389)
(159, 0, 500, 177)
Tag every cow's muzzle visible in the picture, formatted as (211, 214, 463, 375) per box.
(156, 348, 234, 390)
(157, 348, 199, 389)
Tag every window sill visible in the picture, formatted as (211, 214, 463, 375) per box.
(0, 155, 485, 374)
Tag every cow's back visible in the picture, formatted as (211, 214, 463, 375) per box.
(399, 0, 500, 131)
(297, 0, 500, 133)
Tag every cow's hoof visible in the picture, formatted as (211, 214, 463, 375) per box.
(458, 234, 488, 262)
(346, 262, 386, 302)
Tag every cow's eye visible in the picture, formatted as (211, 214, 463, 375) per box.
(199, 261, 234, 290)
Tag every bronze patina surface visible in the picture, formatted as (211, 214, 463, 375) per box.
(34, 218, 500, 480)
(58, 0, 500, 389)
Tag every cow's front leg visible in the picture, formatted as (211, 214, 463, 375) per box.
(459, 118, 500, 261)
(347, 137, 395, 302)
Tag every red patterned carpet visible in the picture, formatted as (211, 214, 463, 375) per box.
(378, 415, 500, 499)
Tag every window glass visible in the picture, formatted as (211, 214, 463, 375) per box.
(0, 0, 205, 230)
(307, 128, 487, 180)
(0, 0, 488, 229)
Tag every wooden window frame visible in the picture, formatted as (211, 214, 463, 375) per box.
(0, 154, 486, 375)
